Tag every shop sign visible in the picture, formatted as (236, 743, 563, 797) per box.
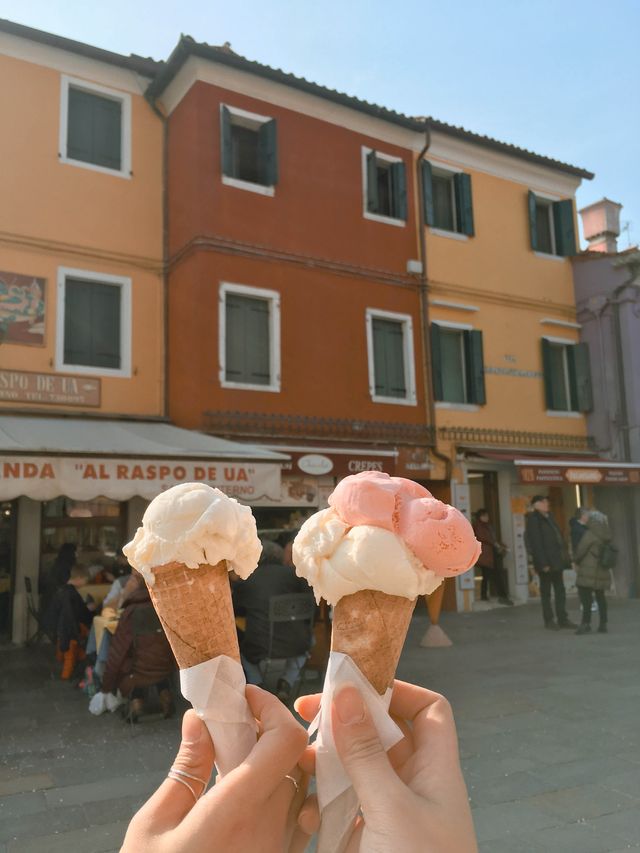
(281, 476, 319, 507)
(0, 456, 281, 504)
(296, 454, 333, 476)
(396, 446, 431, 477)
(0, 369, 100, 407)
(518, 464, 640, 486)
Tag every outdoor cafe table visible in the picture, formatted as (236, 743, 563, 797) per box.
(81, 583, 112, 608)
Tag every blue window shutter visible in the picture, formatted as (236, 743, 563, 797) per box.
(366, 150, 379, 213)
(465, 329, 485, 404)
(541, 338, 556, 409)
(372, 318, 406, 397)
(430, 322, 443, 401)
(390, 161, 407, 220)
(258, 118, 278, 186)
(528, 191, 538, 251)
(220, 106, 233, 177)
(421, 160, 435, 226)
(568, 342, 593, 412)
(455, 172, 474, 236)
(553, 199, 577, 257)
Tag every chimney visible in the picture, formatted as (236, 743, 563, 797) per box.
(579, 198, 622, 253)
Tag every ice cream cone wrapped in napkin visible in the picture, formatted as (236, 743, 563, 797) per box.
(123, 483, 261, 777)
(293, 471, 480, 852)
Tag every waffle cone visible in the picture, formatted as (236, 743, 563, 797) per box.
(331, 590, 415, 694)
(144, 561, 240, 669)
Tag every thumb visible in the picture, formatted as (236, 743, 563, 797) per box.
(331, 684, 404, 814)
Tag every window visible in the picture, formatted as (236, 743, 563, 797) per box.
(528, 192, 576, 257)
(366, 309, 416, 405)
(59, 76, 131, 177)
(220, 105, 278, 192)
(363, 149, 407, 223)
(421, 162, 474, 236)
(541, 338, 592, 413)
(56, 268, 131, 376)
(431, 323, 486, 405)
(219, 283, 280, 392)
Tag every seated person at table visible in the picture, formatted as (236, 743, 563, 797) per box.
(44, 564, 95, 680)
(233, 539, 313, 702)
(102, 551, 133, 610)
(102, 574, 176, 721)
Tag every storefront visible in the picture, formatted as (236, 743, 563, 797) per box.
(0, 415, 287, 644)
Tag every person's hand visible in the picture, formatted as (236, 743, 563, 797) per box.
(295, 681, 477, 853)
(122, 686, 312, 853)
(541, 565, 550, 573)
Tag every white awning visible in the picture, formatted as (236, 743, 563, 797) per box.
(0, 416, 288, 503)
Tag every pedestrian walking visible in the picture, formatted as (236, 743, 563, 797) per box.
(524, 495, 576, 630)
(574, 509, 614, 635)
(472, 509, 513, 605)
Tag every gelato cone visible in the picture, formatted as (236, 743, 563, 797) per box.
(146, 560, 240, 669)
(331, 589, 415, 694)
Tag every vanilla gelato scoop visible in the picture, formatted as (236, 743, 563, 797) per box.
(124, 482, 261, 585)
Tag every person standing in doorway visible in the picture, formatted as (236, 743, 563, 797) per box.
(472, 509, 513, 605)
(525, 495, 576, 630)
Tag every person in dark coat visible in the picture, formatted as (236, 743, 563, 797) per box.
(101, 576, 176, 719)
(569, 508, 590, 556)
(525, 495, 576, 630)
(574, 510, 612, 635)
(472, 509, 513, 605)
(44, 564, 94, 679)
(233, 538, 313, 702)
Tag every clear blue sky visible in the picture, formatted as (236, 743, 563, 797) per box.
(2, 0, 638, 247)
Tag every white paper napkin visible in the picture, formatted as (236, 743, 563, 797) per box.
(180, 655, 257, 778)
(308, 652, 404, 853)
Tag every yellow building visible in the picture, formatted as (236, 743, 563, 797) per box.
(416, 124, 595, 608)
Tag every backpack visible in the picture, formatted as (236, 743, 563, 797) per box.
(599, 542, 618, 569)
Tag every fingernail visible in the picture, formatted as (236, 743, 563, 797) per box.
(334, 685, 365, 725)
(182, 710, 203, 744)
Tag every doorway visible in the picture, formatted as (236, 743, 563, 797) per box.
(468, 470, 504, 599)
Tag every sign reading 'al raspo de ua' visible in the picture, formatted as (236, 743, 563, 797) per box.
(0, 457, 282, 504)
(0, 370, 100, 407)
(518, 464, 640, 486)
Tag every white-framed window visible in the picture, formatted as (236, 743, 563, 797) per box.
(528, 191, 576, 257)
(541, 336, 592, 414)
(220, 105, 277, 195)
(59, 75, 131, 178)
(219, 283, 281, 392)
(431, 320, 486, 407)
(56, 267, 131, 377)
(362, 147, 407, 226)
(365, 309, 416, 405)
(421, 161, 474, 237)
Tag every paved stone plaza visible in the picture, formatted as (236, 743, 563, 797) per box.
(1, 600, 639, 852)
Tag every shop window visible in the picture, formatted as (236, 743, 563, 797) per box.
(220, 105, 278, 192)
(366, 309, 416, 405)
(431, 322, 486, 406)
(60, 76, 131, 177)
(421, 162, 474, 236)
(219, 283, 281, 392)
(56, 267, 131, 377)
(364, 149, 407, 223)
(528, 192, 576, 257)
(542, 338, 592, 413)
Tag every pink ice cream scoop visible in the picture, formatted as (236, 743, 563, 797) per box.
(328, 471, 480, 577)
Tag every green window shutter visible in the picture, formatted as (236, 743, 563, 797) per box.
(258, 118, 278, 186)
(64, 279, 120, 369)
(528, 190, 538, 251)
(454, 172, 474, 236)
(390, 161, 407, 220)
(366, 150, 379, 213)
(568, 342, 593, 412)
(553, 199, 577, 257)
(67, 89, 94, 163)
(220, 106, 233, 177)
(93, 96, 122, 171)
(465, 329, 486, 404)
(430, 322, 444, 401)
(225, 294, 270, 385)
(541, 338, 556, 409)
(372, 318, 406, 397)
(67, 89, 121, 170)
(421, 160, 435, 226)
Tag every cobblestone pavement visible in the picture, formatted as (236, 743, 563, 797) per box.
(1, 599, 639, 852)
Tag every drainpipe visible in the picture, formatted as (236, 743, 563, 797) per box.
(415, 121, 451, 482)
(145, 93, 170, 421)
